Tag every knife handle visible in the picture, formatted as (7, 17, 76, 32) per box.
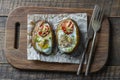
(85, 32, 96, 76)
(77, 39, 89, 75)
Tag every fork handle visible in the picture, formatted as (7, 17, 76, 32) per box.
(77, 39, 89, 75)
(85, 32, 96, 76)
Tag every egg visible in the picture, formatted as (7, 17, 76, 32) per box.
(56, 19, 80, 53)
(32, 20, 53, 55)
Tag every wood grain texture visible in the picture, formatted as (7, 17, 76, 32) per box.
(5, 7, 109, 73)
(0, 0, 120, 79)
(0, 64, 120, 80)
(0, 17, 7, 63)
(0, 0, 119, 17)
(108, 17, 120, 66)
(1, 16, 120, 79)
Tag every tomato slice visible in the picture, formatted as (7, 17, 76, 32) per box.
(61, 20, 74, 34)
(38, 31, 42, 35)
(38, 23, 50, 37)
(62, 26, 66, 31)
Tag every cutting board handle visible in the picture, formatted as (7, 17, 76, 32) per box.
(14, 22, 20, 49)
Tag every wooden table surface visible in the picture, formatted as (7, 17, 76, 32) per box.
(0, 0, 120, 80)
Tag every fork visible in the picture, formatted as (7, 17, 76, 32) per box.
(85, 5, 104, 76)
(76, 5, 97, 75)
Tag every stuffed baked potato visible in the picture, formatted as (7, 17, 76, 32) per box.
(56, 19, 80, 53)
(32, 20, 54, 55)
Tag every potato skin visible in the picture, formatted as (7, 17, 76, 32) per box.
(32, 20, 54, 56)
(56, 19, 80, 54)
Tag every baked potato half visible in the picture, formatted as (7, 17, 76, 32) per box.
(32, 20, 54, 55)
(56, 19, 80, 53)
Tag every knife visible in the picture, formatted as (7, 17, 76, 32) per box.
(77, 5, 97, 75)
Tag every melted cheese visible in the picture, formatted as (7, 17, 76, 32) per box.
(35, 33, 52, 55)
(57, 24, 77, 53)
(33, 22, 53, 55)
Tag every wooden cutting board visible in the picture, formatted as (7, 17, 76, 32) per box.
(5, 7, 109, 73)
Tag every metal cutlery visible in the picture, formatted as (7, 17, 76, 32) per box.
(77, 5, 97, 75)
(85, 5, 104, 76)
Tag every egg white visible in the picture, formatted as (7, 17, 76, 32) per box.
(35, 34, 52, 55)
(57, 25, 77, 53)
(33, 23, 53, 55)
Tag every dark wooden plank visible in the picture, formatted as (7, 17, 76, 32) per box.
(102, 0, 113, 16)
(0, 33, 6, 62)
(110, 0, 120, 16)
(115, 0, 120, 16)
(0, 0, 119, 17)
(0, 17, 7, 63)
(108, 17, 120, 66)
(0, 17, 6, 32)
(0, 64, 120, 80)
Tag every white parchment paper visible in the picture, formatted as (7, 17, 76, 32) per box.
(27, 13, 87, 64)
